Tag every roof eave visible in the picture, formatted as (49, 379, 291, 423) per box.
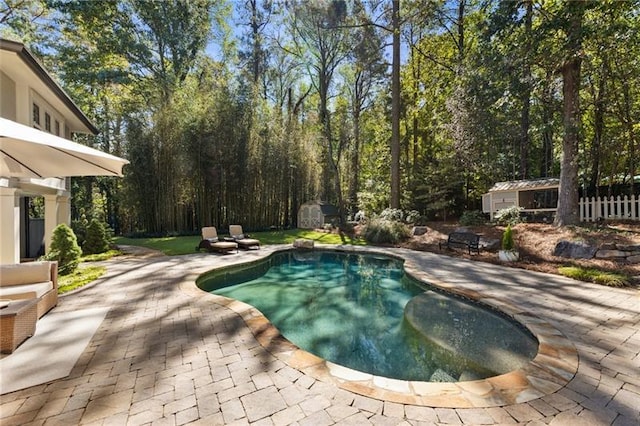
(0, 39, 99, 135)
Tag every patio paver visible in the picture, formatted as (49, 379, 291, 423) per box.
(0, 245, 638, 425)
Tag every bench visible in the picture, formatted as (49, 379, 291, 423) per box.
(439, 232, 480, 255)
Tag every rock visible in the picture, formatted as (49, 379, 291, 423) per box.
(616, 244, 640, 251)
(553, 240, 597, 259)
(599, 243, 617, 250)
(412, 226, 429, 236)
(293, 239, 314, 249)
(480, 238, 501, 250)
(625, 255, 640, 264)
(595, 249, 627, 259)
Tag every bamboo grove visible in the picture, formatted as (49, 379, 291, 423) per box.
(1, 0, 638, 234)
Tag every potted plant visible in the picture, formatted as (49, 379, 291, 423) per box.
(498, 225, 519, 262)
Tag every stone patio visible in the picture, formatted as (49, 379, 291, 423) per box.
(0, 245, 638, 425)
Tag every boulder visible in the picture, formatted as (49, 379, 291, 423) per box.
(627, 255, 640, 264)
(599, 243, 617, 250)
(595, 250, 628, 259)
(616, 244, 640, 251)
(411, 226, 429, 236)
(293, 239, 314, 249)
(480, 238, 501, 250)
(553, 240, 597, 259)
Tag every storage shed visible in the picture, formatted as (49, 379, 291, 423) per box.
(482, 178, 559, 220)
(297, 201, 340, 229)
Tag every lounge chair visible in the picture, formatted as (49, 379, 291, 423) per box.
(229, 225, 261, 250)
(197, 227, 238, 254)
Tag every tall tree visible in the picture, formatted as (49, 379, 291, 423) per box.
(555, 1, 586, 227)
(390, 0, 401, 209)
(287, 0, 349, 218)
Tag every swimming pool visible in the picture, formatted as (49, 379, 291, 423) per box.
(197, 250, 538, 382)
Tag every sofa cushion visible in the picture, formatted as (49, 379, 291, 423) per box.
(0, 281, 53, 299)
(0, 262, 51, 286)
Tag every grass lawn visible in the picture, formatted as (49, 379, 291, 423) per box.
(114, 228, 366, 256)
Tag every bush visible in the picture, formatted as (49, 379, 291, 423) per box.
(459, 210, 486, 226)
(405, 210, 421, 224)
(495, 206, 524, 226)
(501, 225, 515, 251)
(71, 214, 89, 247)
(362, 218, 411, 244)
(379, 208, 404, 222)
(44, 223, 82, 275)
(558, 266, 629, 287)
(83, 219, 110, 255)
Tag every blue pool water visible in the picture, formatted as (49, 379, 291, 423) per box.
(198, 250, 538, 382)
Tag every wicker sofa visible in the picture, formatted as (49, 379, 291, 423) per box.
(0, 261, 58, 318)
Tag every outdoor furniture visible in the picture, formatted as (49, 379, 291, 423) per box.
(439, 232, 480, 255)
(229, 225, 261, 250)
(197, 227, 238, 254)
(0, 261, 58, 318)
(0, 298, 38, 353)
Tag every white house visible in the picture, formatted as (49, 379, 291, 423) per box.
(482, 178, 559, 220)
(0, 39, 127, 264)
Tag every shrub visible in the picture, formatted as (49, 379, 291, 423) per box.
(71, 214, 89, 247)
(405, 210, 421, 224)
(83, 219, 110, 255)
(501, 225, 515, 251)
(379, 208, 404, 222)
(459, 210, 486, 226)
(495, 206, 524, 226)
(44, 223, 82, 275)
(362, 218, 411, 244)
(558, 266, 629, 287)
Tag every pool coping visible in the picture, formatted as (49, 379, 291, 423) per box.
(189, 245, 578, 408)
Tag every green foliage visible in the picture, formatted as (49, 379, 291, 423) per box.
(501, 225, 515, 251)
(58, 265, 106, 294)
(81, 249, 122, 262)
(459, 210, 486, 226)
(28, 0, 640, 234)
(44, 224, 82, 275)
(558, 266, 629, 287)
(495, 206, 524, 226)
(83, 219, 111, 254)
(379, 208, 404, 222)
(71, 213, 89, 247)
(362, 219, 411, 244)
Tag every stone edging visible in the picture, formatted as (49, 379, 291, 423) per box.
(186, 246, 578, 408)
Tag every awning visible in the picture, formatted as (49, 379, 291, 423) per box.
(0, 117, 128, 178)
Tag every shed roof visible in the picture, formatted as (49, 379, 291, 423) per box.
(488, 178, 560, 192)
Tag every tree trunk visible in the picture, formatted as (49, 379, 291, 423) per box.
(555, 3, 584, 227)
(540, 71, 554, 177)
(390, 0, 401, 209)
(519, 0, 532, 180)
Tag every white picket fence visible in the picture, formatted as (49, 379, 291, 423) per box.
(580, 194, 640, 222)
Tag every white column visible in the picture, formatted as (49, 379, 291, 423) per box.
(57, 194, 71, 226)
(0, 187, 20, 264)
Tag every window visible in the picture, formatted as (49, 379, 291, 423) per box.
(32, 103, 40, 126)
(45, 113, 51, 132)
(55, 120, 60, 136)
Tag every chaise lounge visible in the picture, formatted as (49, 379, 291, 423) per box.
(197, 227, 238, 254)
(229, 225, 261, 250)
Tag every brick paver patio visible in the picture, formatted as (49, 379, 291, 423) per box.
(0, 245, 638, 425)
